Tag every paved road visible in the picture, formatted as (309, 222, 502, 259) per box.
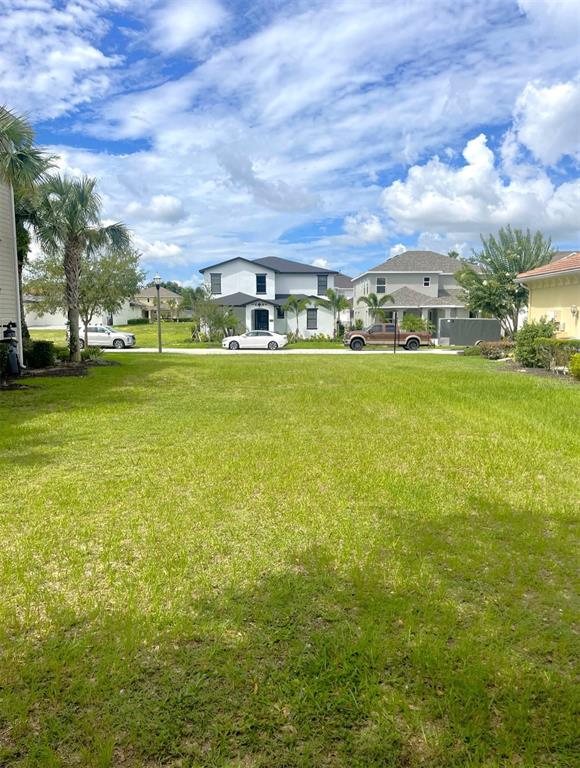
(110, 347, 460, 356)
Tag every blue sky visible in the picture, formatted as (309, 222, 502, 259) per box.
(1, 0, 579, 283)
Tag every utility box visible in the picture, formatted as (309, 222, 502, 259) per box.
(438, 318, 501, 346)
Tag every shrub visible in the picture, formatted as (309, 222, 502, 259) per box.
(0, 344, 9, 380)
(81, 347, 104, 361)
(54, 346, 70, 363)
(462, 345, 482, 356)
(570, 354, 580, 381)
(533, 337, 580, 370)
(354, 319, 364, 330)
(23, 339, 55, 368)
(514, 320, 556, 367)
(400, 314, 428, 332)
(478, 340, 515, 359)
(127, 318, 150, 325)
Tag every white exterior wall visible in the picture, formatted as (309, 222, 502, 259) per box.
(275, 273, 335, 295)
(25, 306, 69, 328)
(0, 182, 22, 358)
(274, 304, 335, 337)
(204, 259, 276, 299)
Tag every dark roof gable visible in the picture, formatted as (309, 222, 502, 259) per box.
(200, 255, 337, 274)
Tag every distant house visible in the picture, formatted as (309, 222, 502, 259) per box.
(334, 273, 354, 326)
(516, 251, 580, 339)
(352, 250, 471, 336)
(0, 181, 22, 360)
(25, 285, 189, 328)
(199, 256, 339, 336)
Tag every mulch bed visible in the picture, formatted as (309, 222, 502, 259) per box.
(2, 358, 120, 388)
(498, 359, 578, 383)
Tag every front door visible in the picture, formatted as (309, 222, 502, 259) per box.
(253, 309, 269, 330)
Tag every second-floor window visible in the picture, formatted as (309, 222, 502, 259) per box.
(423, 276, 431, 287)
(256, 274, 267, 294)
(376, 277, 386, 294)
(317, 274, 328, 294)
(210, 273, 222, 294)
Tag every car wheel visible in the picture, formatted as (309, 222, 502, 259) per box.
(405, 338, 420, 351)
(113, 339, 125, 349)
(78, 339, 85, 350)
(229, 341, 240, 350)
(268, 341, 278, 350)
(350, 338, 364, 351)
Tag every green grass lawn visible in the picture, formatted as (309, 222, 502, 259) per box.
(1, 355, 578, 767)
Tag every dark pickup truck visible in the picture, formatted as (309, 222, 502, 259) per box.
(343, 323, 431, 351)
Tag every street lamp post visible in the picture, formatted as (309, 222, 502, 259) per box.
(154, 274, 162, 353)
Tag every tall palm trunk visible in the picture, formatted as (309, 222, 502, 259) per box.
(64, 240, 82, 362)
(295, 310, 299, 336)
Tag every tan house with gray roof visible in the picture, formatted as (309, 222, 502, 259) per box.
(352, 250, 472, 335)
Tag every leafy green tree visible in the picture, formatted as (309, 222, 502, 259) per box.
(26, 247, 144, 347)
(447, 249, 460, 259)
(317, 288, 350, 338)
(147, 279, 182, 294)
(0, 106, 52, 338)
(35, 175, 130, 361)
(282, 295, 311, 337)
(455, 226, 554, 337)
(400, 314, 429, 332)
(357, 292, 394, 322)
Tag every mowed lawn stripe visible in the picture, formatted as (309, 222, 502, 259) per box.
(0, 354, 578, 767)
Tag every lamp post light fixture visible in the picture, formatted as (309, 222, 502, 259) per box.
(154, 273, 162, 353)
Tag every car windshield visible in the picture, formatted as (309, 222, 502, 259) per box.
(103, 326, 115, 333)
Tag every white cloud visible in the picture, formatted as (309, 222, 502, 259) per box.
(389, 243, 407, 257)
(513, 77, 580, 165)
(150, 0, 227, 54)
(126, 195, 186, 223)
(381, 133, 580, 241)
(343, 213, 385, 243)
(133, 236, 187, 264)
(312, 257, 330, 269)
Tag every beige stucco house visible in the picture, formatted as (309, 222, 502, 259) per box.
(0, 181, 22, 360)
(516, 251, 580, 339)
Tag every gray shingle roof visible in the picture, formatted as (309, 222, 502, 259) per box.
(253, 256, 337, 274)
(138, 286, 182, 299)
(334, 273, 353, 289)
(368, 250, 464, 273)
(375, 286, 466, 308)
(212, 292, 263, 306)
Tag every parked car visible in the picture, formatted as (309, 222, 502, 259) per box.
(68, 325, 136, 349)
(222, 330, 288, 350)
(343, 323, 431, 351)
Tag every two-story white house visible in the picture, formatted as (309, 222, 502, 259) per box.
(352, 250, 472, 336)
(199, 256, 339, 337)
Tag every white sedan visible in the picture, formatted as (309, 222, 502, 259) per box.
(222, 330, 288, 350)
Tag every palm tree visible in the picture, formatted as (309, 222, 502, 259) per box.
(455, 226, 554, 336)
(282, 295, 311, 337)
(0, 106, 52, 337)
(35, 175, 130, 361)
(317, 288, 350, 338)
(357, 292, 395, 323)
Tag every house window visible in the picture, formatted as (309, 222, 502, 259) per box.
(210, 273, 222, 294)
(276, 306, 285, 319)
(256, 274, 267, 294)
(423, 276, 431, 287)
(376, 277, 386, 294)
(306, 308, 318, 329)
(317, 274, 328, 294)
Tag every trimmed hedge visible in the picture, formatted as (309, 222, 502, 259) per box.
(127, 318, 150, 325)
(570, 354, 580, 381)
(462, 345, 482, 356)
(478, 340, 515, 359)
(533, 337, 580, 370)
(23, 339, 56, 368)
